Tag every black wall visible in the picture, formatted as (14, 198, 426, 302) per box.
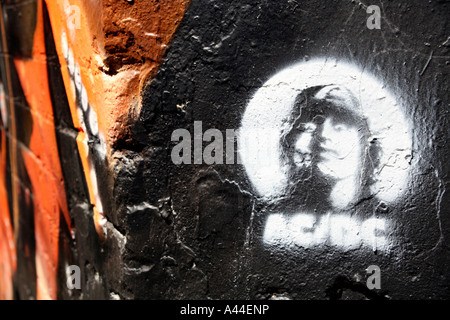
(107, 0, 450, 299)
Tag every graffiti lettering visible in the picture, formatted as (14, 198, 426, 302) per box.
(264, 213, 388, 251)
(61, 32, 108, 238)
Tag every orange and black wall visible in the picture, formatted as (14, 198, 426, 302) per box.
(0, 0, 449, 300)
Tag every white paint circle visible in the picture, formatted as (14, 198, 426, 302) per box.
(238, 58, 412, 203)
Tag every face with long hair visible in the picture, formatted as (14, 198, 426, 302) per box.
(280, 86, 377, 211)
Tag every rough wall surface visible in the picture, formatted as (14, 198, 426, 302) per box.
(0, 0, 449, 300)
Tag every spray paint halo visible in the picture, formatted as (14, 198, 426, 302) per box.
(238, 58, 411, 204)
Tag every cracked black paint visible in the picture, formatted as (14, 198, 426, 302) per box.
(54, 0, 450, 299)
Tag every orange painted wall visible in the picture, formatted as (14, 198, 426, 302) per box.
(0, 0, 190, 300)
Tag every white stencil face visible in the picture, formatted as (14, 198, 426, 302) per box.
(238, 58, 411, 204)
(238, 58, 412, 251)
(293, 118, 360, 180)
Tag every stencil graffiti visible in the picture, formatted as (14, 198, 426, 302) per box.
(238, 59, 412, 251)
